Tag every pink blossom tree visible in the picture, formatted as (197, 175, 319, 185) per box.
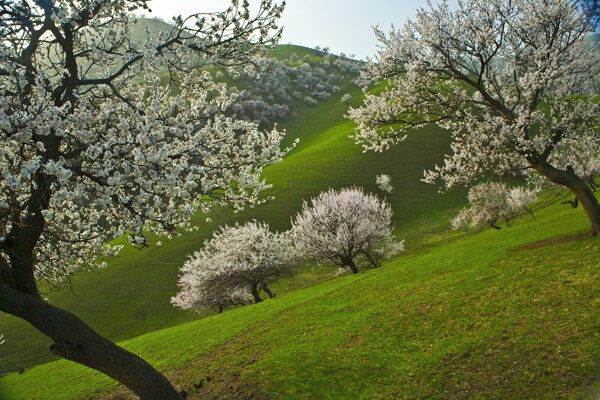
(291, 187, 394, 274)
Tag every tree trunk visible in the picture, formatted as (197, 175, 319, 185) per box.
(535, 163, 600, 236)
(250, 282, 262, 303)
(345, 259, 359, 274)
(362, 250, 381, 268)
(261, 285, 274, 299)
(0, 282, 181, 400)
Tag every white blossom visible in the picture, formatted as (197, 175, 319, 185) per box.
(451, 182, 538, 230)
(348, 0, 600, 234)
(291, 187, 395, 273)
(172, 221, 296, 312)
(376, 174, 393, 193)
(0, 0, 289, 285)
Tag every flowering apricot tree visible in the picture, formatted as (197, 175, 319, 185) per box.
(450, 182, 538, 231)
(291, 187, 393, 274)
(376, 174, 393, 193)
(172, 221, 295, 313)
(0, 0, 285, 398)
(349, 0, 600, 236)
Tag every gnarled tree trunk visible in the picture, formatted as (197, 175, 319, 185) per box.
(535, 162, 600, 236)
(345, 258, 359, 274)
(0, 282, 181, 400)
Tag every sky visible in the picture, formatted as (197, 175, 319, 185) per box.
(140, 0, 457, 60)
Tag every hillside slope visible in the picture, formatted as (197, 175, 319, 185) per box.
(0, 44, 465, 371)
(1, 190, 599, 399)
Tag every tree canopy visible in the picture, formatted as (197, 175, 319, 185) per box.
(291, 187, 394, 274)
(349, 0, 600, 235)
(0, 0, 285, 397)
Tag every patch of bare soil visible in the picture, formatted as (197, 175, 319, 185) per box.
(514, 232, 590, 252)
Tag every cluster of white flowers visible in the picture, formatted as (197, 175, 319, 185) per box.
(175, 186, 402, 312)
(451, 182, 539, 231)
(171, 221, 296, 312)
(375, 174, 393, 193)
(291, 187, 396, 273)
(348, 0, 600, 196)
(0, 0, 287, 285)
(225, 53, 363, 124)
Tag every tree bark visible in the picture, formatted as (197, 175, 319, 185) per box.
(0, 282, 181, 400)
(261, 285, 274, 299)
(345, 259, 359, 274)
(362, 250, 381, 268)
(250, 282, 262, 303)
(535, 162, 600, 236)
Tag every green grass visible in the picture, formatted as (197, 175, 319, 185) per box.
(0, 44, 465, 371)
(1, 190, 599, 399)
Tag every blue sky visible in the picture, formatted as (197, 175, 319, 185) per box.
(142, 0, 457, 60)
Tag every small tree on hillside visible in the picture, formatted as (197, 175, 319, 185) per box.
(349, 0, 600, 236)
(376, 174, 393, 193)
(0, 0, 285, 397)
(172, 221, 296, 312)
(450, 182, 538, 230)
(291, 187, 394, 274)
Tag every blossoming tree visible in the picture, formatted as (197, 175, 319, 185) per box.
(0, 0, 286, 397)
(376, 174, 394, 193)
(291, 187, 394, 274)
(450, 182, 538, 231)
(172, 221, 295, 313)
(348, 0, 600, 236)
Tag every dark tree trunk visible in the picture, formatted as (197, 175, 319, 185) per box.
(261, 285, 274, 299)
(535, 162, 600, 236)
(250, 282, 262, 303)
(345, 259, 359, 274)
(0, 282, 181, 400)
(362, 251, 381, 268)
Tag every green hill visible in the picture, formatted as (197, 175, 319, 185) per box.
(1, 188, 599, 399)
(0, 43, 465, 371)
(585, 32, 600, 47)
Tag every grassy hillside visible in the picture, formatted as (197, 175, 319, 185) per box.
(1, 190, 599, 399)
(0, 44, 465, 371)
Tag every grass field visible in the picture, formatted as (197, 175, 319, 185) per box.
(0, 44, 466, 371)
(1, 187, 598, 399)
